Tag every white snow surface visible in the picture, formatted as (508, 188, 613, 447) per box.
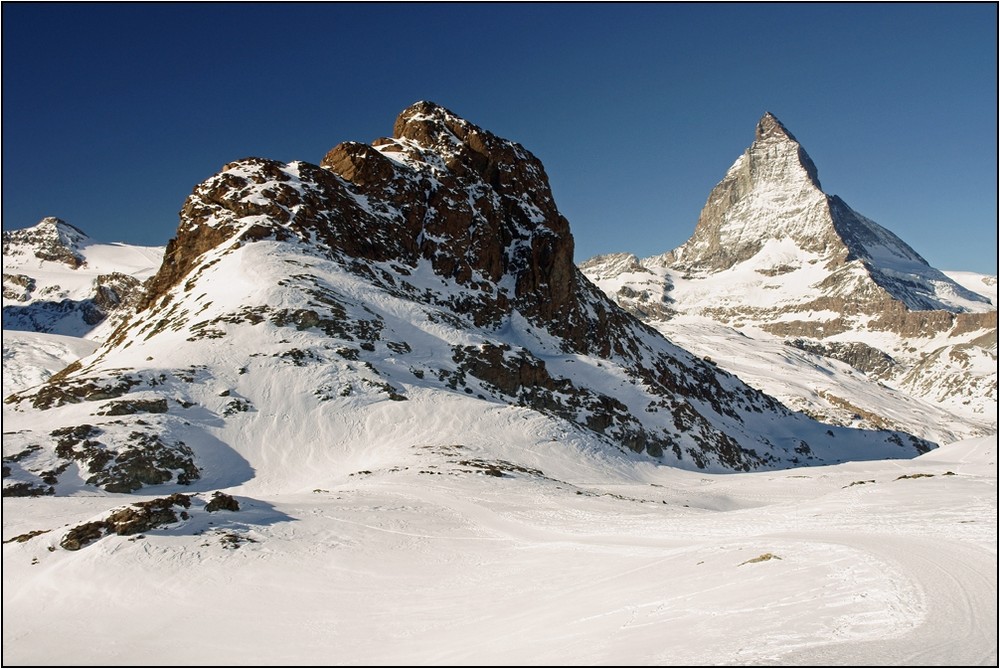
(649, 315, 986, 444)
(945, 270, 998, 307)
(2, 330, 98, 398)
(8, 229, 992, 664)
(3, 235, 995, 664)
(582, 246, 997, 432)
(3, 237, 163, 305)
(3, 434, 995, 665)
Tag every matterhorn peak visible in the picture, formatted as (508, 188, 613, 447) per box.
(747, 111, 822, 189)
(656, 113, 992, 313)
(755, 111, 797, 143)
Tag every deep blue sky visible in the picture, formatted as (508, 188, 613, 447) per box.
(3, 3, 997, 273)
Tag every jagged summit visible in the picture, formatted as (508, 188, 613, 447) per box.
(753, 111, 821, 188)
(144, 98, 583, 349)
(756, 112, 794, 141)
(581, 112, 996, 433)
(34, 216, 89, 241)
(659, 113, 989, 313)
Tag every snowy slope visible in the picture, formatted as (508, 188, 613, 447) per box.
(2, 330, 98, 399)
(583, 254, 997, 436)
(651, 315, 980, 444)
(944, 270, 997, 307)
(3, 434, 994, 665)
(2, 238, 934, 500)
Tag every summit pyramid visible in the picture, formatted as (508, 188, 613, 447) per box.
(662, 113, 990, 313)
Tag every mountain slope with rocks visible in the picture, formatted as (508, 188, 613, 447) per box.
(2, 102, 933, 500)
(581, 113, 997, 436)
(3, 217, 163, 339)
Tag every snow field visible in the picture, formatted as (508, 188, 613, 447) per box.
(3, 436, 995, 665)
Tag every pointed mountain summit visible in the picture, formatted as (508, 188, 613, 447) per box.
(663, 112, 990, 313)
(753, 111, 821, 187)
(2, 217, 90, 268)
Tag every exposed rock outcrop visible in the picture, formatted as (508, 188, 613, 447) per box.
(2, 217, 88, 268)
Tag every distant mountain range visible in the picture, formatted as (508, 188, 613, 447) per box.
(3, 217, 163, 339)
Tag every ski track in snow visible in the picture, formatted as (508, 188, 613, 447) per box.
(774, 533, 997, 667)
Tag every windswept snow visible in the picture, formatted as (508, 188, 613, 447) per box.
(944, 270, 998, 307)
(3, 435, 995, 665)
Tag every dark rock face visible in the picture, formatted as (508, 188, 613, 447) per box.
(205, 491, 240, 512)
(136, 102, 610, 355)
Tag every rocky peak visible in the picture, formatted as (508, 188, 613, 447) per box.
(661, 113, 828, 272)
(753, 112, 821, 188)
(2, 217, 90, 268)
(578, 253, 650, 279)
(137, 102, 597, 353)
(657, 113, 990, 312)
(756, 112, 792, 141)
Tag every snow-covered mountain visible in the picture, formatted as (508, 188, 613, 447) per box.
(3, 103, 995, 667)
(3, 102, 935, 500)
(662, 113, 991, 313)
(944, 269, 997, 307)
(582, 113, 997, 434)
(2, 217, 164, 339)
